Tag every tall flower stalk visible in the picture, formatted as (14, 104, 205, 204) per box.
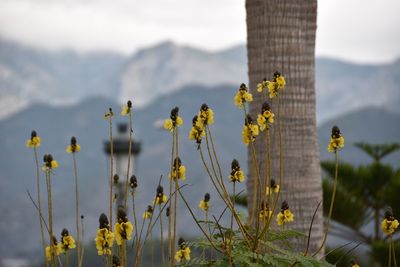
(104, 108, 115, 266)
(121, 100, 133, 209)
(26, 131, 47, 266)
(66, 136, 82, 267)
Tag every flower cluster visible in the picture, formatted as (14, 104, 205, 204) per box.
(199, 193, 210, 212)
(104, 108, 114, 120)
(143, 205, 154, 219)
(266, 179, 280, 195)
(234, 83, 253, 108)
(256, 78, 269, 93)
(60, 228, 76, 252)
(66, 136, 81, 153)
(276, 201, 294, 226)
(45, 237, 62, 262)
(189, 115, 206, 146)
(266, 71, 286, 98)
(164, 106, 183, 132)
(242, 115, 259, 145)
(154, 185, 167, 205)
(327, 126, 345, 153)
(129, 174, 138, 190)
(26, 130, 41, 148)
(95, 213, 115, 256)
(229, 159, 245, 183)
(174, 237, 191, 263)
(42, 154, 58, 171)
(114, 208, 133, 245)
(259, 201, 272, 220)
(257, 102, 275, 131)
(170, 157, 186, 181)
(381, 208, 399, 235)
(196, 103, 215, 128)
(121, 100, 132, 116)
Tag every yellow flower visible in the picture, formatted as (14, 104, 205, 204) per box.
(60, 229, 76, 252)
(104, 108, 114, 120)
(242, 115, 259, 146)
(120, 100, 132, 116)
(154, 185, 167, 205)
(259, 208, 272, 220)
(229, 159, 245, 183)
(114, 209, 133, 245)
(266, 179, 280, 195)
(257, 102, 275, 131)
(95, 214, 115, 256)
(381, 209, 399, 235)
(327, 126, 345, 153)
(26, 130, 41, 148)
(199, 193, 210, 211)
(266, 71, 286, 99)
(66, 136, 81, 153)
(42, 154, 59, 171)
(276, 201, 294, 226)
(234, 83, 253, 108)
(169, 157, 186, 181)
(45, 237, 62, 261)
(164, 107, 183, 132)
(189, 115, 206, 146)
(143, 205, 154, 219)
(275, 75, 286, 89)
(175, 238, 191, 262)
(196, 104, 214, 129)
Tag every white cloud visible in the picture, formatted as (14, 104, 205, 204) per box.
(0, 0, 399, 63)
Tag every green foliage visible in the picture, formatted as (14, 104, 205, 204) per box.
(354, 143, 400, 162)
(370, 240, 400, 265)
(324, 246, 355, 267)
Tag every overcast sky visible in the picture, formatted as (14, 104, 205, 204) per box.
(0, 0, 399, 64)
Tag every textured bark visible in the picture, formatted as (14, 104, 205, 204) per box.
(245, 0, 323, 252)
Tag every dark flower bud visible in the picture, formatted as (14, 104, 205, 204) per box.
(127, 100, 132, 108)
(385, 207, 394, 220)
(270, 179, 276, 188)
(113, 174, 119, 185)
(81, 215, 84, 219)
(112, 255, 121, 267)
(31, 130, 37, 138)
(245, 114, 253, 125)
(178, 237, 185, 248)
(273, 71, 281, 78)
(117, 208, 128, 223)
(130, 175, 138, 189)
(281, 201, 289, 211)
(331, 126, 341, 138)
(170, 106, 179, 120)
(61, 228, 69, 237)
(231, 159, 240, 171)
(263, 77, 267, 82)
(71, 136, 77, 145)
(166, 207, 170, 217)
(204, 193, 210, 202)
(192, 115, 198, 126)
(52, 236, 58, 245)
(173, 157, 182, 167)
(99, 213, 109, 229)
(156, 185, 164, 196)
(201, 103, 209, 111)
(240, 83, 247, 90)
(146, 205, 153, 213)
(261, 102, 271, 113)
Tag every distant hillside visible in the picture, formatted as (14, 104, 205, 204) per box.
(1, 39, 399, 121)
(1, 84, 400, 261)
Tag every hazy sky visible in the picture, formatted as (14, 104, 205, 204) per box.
(0, 0, 399, 63)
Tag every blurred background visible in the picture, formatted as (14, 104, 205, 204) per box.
(0, 0, 400, 266)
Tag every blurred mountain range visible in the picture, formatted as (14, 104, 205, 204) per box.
(1, 38, 399, 122)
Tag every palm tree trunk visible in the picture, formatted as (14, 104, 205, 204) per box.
(246, 0, 323, 252)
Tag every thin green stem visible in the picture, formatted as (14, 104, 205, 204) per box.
(124, 112, 133, 209)
(72, 153, 81, 267)
(392, 235, 397, 267)
(167, 131, 175, 267)
(46, 170, 56, 267)
(108, 115, 114, 267)
(33, 148, 47, 267)
(314, 151, 339, 256)
(160, 206, 165, 267)
(79, 216, 85, 267)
